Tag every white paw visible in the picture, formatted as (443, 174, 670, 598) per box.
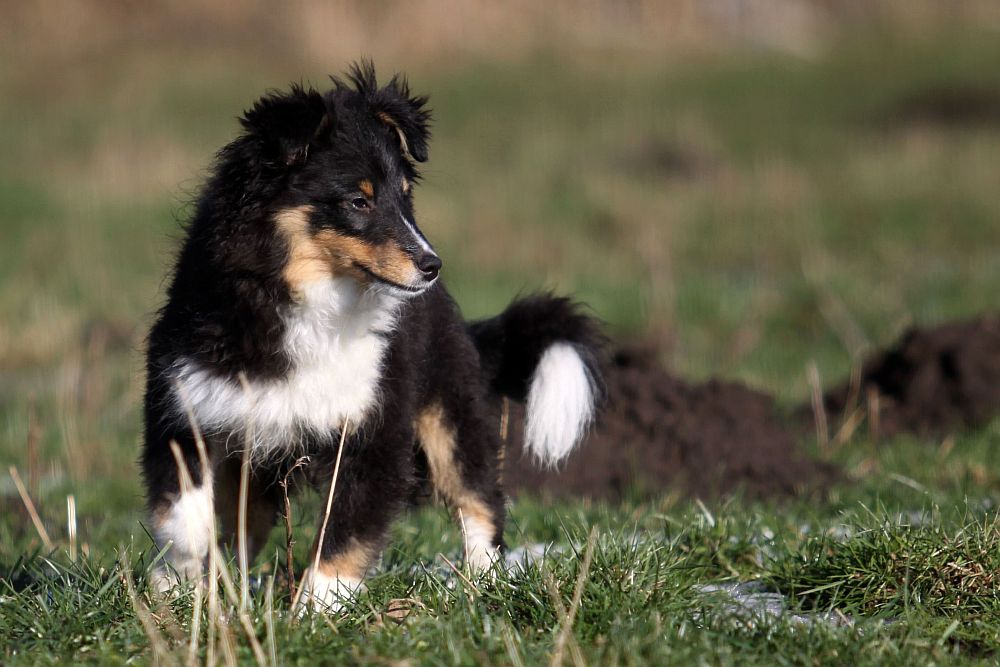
(466, 544, 501, 577)
(295, 569, 366, 615)
(149, 483, 213, 595)
(148, 556, 203, 595)
(460, 511, 501, 577)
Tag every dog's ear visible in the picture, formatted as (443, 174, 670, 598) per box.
(374, 75, 432, 164)
(369, 68, 431, 162)
(339, 62, 432, 163)
(240, 85, 331, 169)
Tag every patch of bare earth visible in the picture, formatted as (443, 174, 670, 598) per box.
(505, 344, 840, 501)
(506, 313, 1000, 501)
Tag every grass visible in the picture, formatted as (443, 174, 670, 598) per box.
(3, 25, 1000, 665)
(5, 490, 1000, 664)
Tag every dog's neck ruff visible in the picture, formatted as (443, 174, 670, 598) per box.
(170, 277, 401, 459)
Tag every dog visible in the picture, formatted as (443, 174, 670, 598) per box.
(142, 62, 603, 611)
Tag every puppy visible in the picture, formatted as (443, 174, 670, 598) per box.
(143, 62, 603, 611)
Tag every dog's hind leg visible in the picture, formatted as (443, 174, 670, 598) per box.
(416, 402, 506, 574)
(142, 424, 215, 593)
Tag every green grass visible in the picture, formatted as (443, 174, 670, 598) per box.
(5, 488, 1000, 665)
(3, 28, 1000, 665)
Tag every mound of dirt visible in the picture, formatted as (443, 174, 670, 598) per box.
(504, 345, 839, 502)
(821, 315, 1000, 437)
(505, 313, 1000, 502)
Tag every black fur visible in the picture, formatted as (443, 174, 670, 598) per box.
(469, 294, 606, 402)
(142, 62, 603, 598)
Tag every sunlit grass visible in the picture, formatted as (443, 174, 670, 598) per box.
(2, 29, 1000, 664)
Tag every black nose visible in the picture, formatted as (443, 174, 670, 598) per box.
(416, 252, 442, 281)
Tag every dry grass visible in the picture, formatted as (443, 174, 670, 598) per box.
(8, 465, 54, 551)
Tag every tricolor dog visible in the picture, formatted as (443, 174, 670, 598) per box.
(143, 63, 603, 611)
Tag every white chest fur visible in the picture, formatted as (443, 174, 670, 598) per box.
(169, 279, 400, 457)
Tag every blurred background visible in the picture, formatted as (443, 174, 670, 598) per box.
(1, 1, 999, 532)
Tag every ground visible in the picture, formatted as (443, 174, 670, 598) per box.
(2, 24, 1000, 666)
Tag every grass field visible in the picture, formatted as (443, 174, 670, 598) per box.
(3, 24, 1000, 665)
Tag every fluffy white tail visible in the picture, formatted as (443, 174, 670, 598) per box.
(524, 343, 597, 467)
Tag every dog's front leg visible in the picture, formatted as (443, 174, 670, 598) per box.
(296, 425, 413, 614)
(143, 425, 215, 593)
(415, 402, 507, 574)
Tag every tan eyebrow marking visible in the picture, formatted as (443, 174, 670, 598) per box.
(359, 179, 374, 198)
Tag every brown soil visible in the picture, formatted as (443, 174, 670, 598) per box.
(504, 313, 1000, 502)
(882, 84, 1000, 129)
(504, 345, 840, 502)
(821, 314, 1000, 437)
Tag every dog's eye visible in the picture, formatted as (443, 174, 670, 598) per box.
(351, 198, 370, 210)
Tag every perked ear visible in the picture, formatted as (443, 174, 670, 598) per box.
(374, 75, 431, 163)
(240, 84, 330, 169)
(342, 62, 431, 163)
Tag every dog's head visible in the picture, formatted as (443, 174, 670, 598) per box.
(237, 62, 438, 298)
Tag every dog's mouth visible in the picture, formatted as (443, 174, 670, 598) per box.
(355, 263, 432, 295)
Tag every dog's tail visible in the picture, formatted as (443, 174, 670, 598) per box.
(468, 294, 604, 467)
